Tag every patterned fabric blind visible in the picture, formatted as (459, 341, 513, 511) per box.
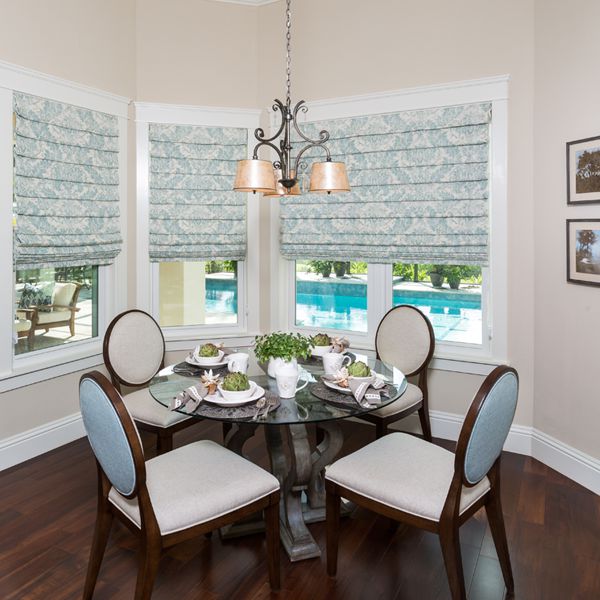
(148, 123, 248, 262)
(13, 93, 122, 269)
(280, 102, 491, 265)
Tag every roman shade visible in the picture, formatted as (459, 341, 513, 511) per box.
(148, 123, 248, 262)
(13, 93, 122, 269)
(280, 102, 491, 265)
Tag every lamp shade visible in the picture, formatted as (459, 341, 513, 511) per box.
(233, 159, 276, 193)
(308, 161, 350, 193)
(264, 169, 301, 197)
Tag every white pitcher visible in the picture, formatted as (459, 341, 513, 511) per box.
(267, 356, 298, 378)
(275, 361, 308, 398)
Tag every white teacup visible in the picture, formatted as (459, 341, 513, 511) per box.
(227, 352, 249, 374)
(275, 363, 308, 398)
(322, 352, 352, 375)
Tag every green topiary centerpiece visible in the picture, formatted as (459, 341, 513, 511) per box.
(254, 332, 313, 363)
(312, 333, 331, 347)
(221, 372, 250, 392)
(199, 343, 219, 357)
(347, 361, 371, 377)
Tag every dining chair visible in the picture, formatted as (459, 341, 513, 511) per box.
(103, 309, 197, 455)
(326, 365, 518, 600)
(80, 371, 281, 599)
(357, 304, 434, 440)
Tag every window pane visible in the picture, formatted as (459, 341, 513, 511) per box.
(392, 263, 482, 345)
(295, 261, 367, 332)
(158, 261, 238, 327)
(14, 265, 99, 355)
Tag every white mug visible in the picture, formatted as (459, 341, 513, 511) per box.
(322, 352, 351, 375)
(275, 363, 308, 398)
(227, 352, 249, 374)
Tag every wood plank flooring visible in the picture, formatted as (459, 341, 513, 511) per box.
(1, 420, 599, 599)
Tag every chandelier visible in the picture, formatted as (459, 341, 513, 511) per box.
(233, 0, 350, 197)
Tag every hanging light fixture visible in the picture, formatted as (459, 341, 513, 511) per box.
(233, 0, 350, 197)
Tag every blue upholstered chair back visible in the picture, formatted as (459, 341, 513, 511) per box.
(80, 376, 138, 496)
(463, 369, 519, 485)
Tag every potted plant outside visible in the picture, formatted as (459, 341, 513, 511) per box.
(333, 261, 346, 277)
(309, 260, 332, 278)
(428, 265, 444, 288)
(254, 332, 313, 378)
(445, 265, 462, 290)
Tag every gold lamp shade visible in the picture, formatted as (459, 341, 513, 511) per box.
(309, 161, 351, 194)
(233, 159, 276, 193)
(264, 169, 301, 197)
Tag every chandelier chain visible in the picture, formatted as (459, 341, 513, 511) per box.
(285, 0, 291, 106)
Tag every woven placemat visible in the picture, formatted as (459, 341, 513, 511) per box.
(299, 351, 357, 366)
(187, 391, 280, 420)
(172, 361, 229, 377)
(308, 381, 396, 408)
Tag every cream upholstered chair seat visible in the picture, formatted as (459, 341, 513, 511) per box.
(369, 382, 423, 418)
(14, 318, 31, 332)
(36, 309, 72, 324)
(109, 440, 280, 535)
(121, 388, 191, 428)
(326, 432, 490, 522)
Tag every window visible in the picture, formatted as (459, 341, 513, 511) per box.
(294, 261, 367, 332)
(157, 260, 239, 327)
(14, 265, 99, 355)
(391, 263, 482, 345)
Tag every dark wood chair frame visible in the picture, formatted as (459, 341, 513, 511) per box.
(327, 365, 517, 600)
(357, 304, 435, 441)
(81, 371, 281, 599)
(17, 282, 82, 350)
(103, 309, 199, 455)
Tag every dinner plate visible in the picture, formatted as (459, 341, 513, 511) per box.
(185, 355, 229, 368)
(205, 384, 265, 407)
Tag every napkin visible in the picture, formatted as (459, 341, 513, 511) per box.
(330, 336, 350, 354)
(323, 370, 388, 408)
(170, 382, 209, 413)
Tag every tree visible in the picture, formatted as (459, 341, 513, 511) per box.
(577, 229, 597, 257)
(576, 150, 600, 193)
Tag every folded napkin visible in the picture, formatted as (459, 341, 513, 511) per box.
(330, 336, 350, 354)
(323, 371, 388, 408)
(170, 382, 209, 413)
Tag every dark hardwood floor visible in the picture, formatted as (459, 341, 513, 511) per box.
(1, 420, 599, 600)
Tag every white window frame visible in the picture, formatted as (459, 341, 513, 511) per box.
(134, 102, 262, 346)
(273, 76, 509, 366)
(0, 60, 129, 391)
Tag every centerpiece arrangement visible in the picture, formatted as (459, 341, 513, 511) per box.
(218, 372, 257, 402)
(188, 342, 225, 366)
(254, 332, 313, 377)
(311, 332, 332, 357)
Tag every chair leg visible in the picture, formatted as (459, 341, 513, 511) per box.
(326, 484, 341, 577)
(265, 496, 280, 591)
(375, 420, 388, 439)
(134, 535, 162, 600)
(418, 406, 432, 442)
(156, 430, 173, 455)
(83, 503, 114, 600)
(485, 491, 514, 594)
(439, 523, 466, 600)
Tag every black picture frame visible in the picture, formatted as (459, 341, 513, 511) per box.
(566, 219, 600, 287)
(566, 135, 600, 205)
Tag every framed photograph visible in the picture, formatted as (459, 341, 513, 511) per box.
(567, 135, 600, 204)
(567, 219, 600, 286)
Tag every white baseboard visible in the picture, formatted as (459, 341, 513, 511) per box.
(0, 412, 85, 471)
(1, 408, 599, 497)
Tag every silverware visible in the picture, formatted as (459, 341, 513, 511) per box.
(252, 397, 267, 421)
(262, 396, 277, 418)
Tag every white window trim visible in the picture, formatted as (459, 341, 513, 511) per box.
(0, 61, 129, 391)
(134, 102, 262, 345)
(271, 75, 509, 366)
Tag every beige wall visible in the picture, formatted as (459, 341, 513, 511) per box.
(533, 0, 600, 458)
(259, 0, 536, 426)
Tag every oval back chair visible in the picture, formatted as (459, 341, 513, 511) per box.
(80, 371, 281, 600)
(326, 365, 518, 600)
(103, 309, 196, 455)
(358, 304, 435, 440)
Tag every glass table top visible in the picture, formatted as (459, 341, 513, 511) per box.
(149, 352, 408, 426)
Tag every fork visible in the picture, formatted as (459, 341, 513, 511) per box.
(252, 397, 267, 421)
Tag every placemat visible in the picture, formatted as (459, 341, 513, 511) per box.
(299, 351, 357, 365)
(187, 391, 281, 420)
(172, 361, 229, 377)
(309, 381, 396, 408)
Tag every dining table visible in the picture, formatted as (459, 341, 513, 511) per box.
(149, 350, 408, 561)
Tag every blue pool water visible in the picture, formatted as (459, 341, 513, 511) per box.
(206, 278, 237, 317)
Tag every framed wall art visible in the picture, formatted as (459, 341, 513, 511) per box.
(567, 219, 600, 286)
(567, 135, 600, 204)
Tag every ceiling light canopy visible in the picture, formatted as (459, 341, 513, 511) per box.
(233, 0, 350, 197)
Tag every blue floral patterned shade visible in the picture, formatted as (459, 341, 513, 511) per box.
(149, 123, 248, 262)
(13, 93, 122, 269)
(281, 102, 491, 265)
